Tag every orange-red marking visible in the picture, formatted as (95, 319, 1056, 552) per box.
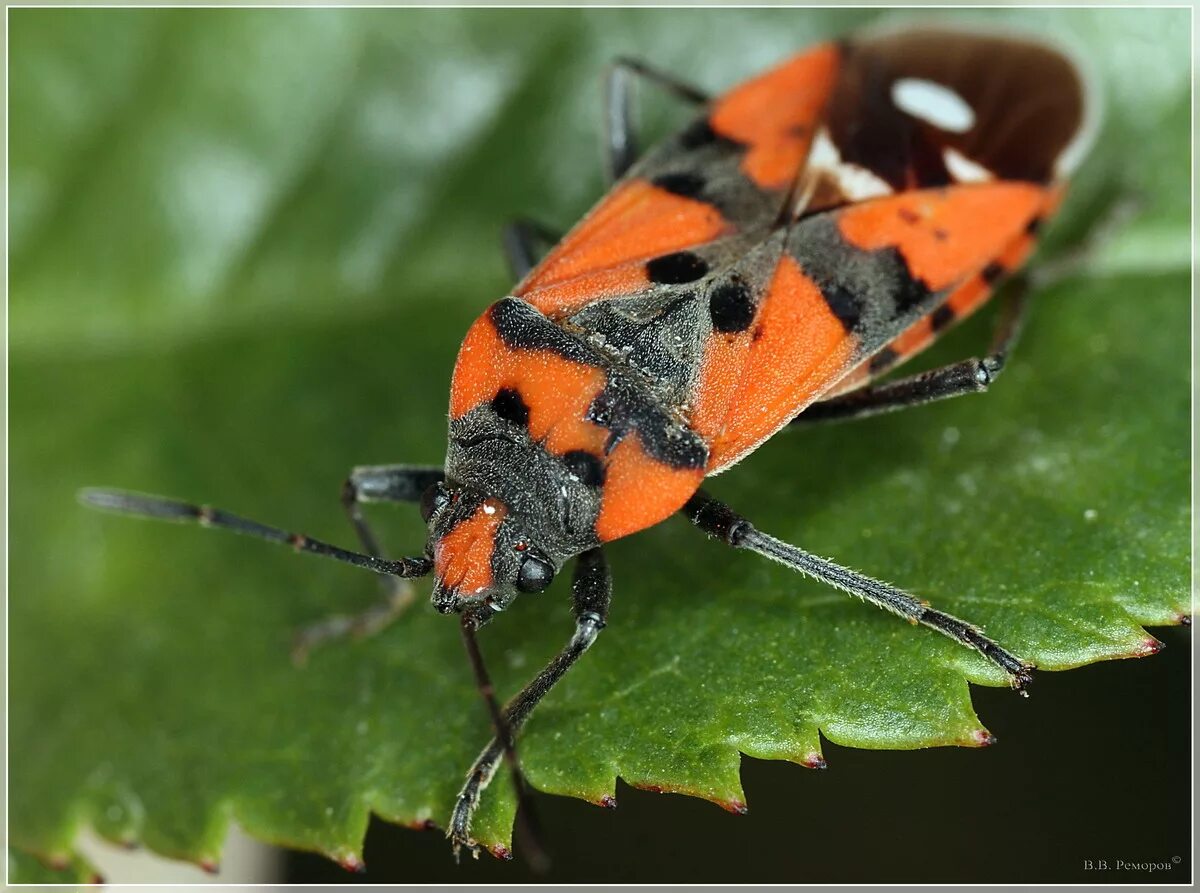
(519, 263, 649, 319)
(596, 435, 705, 542)
(711, 44, 840, 190)
(994, 234, 1035, 273)
(450, 311, 609, 457)
(435, 499, 506, 595)
(837, 184, 1044, 291)
(516, 180, 729, 315)
(824, 214, 1041, 395)
(693, 255, 856, 472)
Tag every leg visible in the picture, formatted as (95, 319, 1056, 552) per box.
(456, 612, 548, 871)
(683, 491, 1033, 691)
(501, 219, 562, 283)
(604, 56, 709, 182)
(341, 464, 444, 555)
(501, 59, 708, 281)
(797, 279, 1030, 426)
(449, 547, 612, 858)
(293, 465, 443, 663)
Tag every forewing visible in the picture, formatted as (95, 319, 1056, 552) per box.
(511, 29, 1093, 475)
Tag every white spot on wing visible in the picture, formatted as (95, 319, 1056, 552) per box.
(793, 128, 891, 216)
(805, 126, 842, 172)
(835, 164, 894, 202)
(943, 147, 993, 183)
(892, 78, 976, 133)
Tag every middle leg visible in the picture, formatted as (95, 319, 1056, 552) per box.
(501, 219, 562, 283)
(500, 57, 709, 282)
(604, 56, 709, 181)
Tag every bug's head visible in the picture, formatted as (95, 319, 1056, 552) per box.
(421, 480, 556, 624)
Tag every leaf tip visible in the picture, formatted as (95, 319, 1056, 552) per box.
(595, 794, 618, 809)
(1137, 636, 1166, 656)
(800, 752, 828, 770)
(489, 844, 513, 861)
(1175, 612, 1191, 627)
(336, 853, 367, 874)
(46, 854, 71, 872)
(969, 729, 998, 747)
(88, 873, 106, 886)
(198, 858, 220, 875)
(720, 798, 749, 816)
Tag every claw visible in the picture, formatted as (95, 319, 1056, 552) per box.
(449, 830, 481, 863)
(1010, 662, 1035, 695)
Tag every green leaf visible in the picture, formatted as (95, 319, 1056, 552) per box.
(10, 6, 1189, 874)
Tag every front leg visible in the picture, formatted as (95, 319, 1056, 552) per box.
(683, 491, 1033, 691)
(449, 547, 612, 857)
(292, 464, 443, 663)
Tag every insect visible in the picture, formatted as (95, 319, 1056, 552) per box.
(82, 26, 1095, 861)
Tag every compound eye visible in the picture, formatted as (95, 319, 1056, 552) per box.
(419, 482, 450, 522)
(516, 551, 555, 593)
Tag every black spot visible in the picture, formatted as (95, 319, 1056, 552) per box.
(869, 347, 899, 374)
(653, 171, 706, 199)
(678, 117, 746, 153)
(647, 251, 709, 285)
(1025, 217, 1043, 235)
(489, 298, 595, 364)
(820, 281, 863, 332)
(679, 118, 718, 149)
(681, 120, 717, 149)
(709, 279, 755, 333)
(895, 279, 932, 316)
(981, 261, 1006, 284)
(586, 380, 708, 470)
(882, 247, 933, 317)
(490, 388, 529, 427)
(930, 305, 955, 332)
(562, 450, 605, 487)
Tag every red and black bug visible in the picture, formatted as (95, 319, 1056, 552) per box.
(82, 26, 1096, 860)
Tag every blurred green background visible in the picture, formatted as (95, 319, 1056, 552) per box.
(9, 6, 1191, 884)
